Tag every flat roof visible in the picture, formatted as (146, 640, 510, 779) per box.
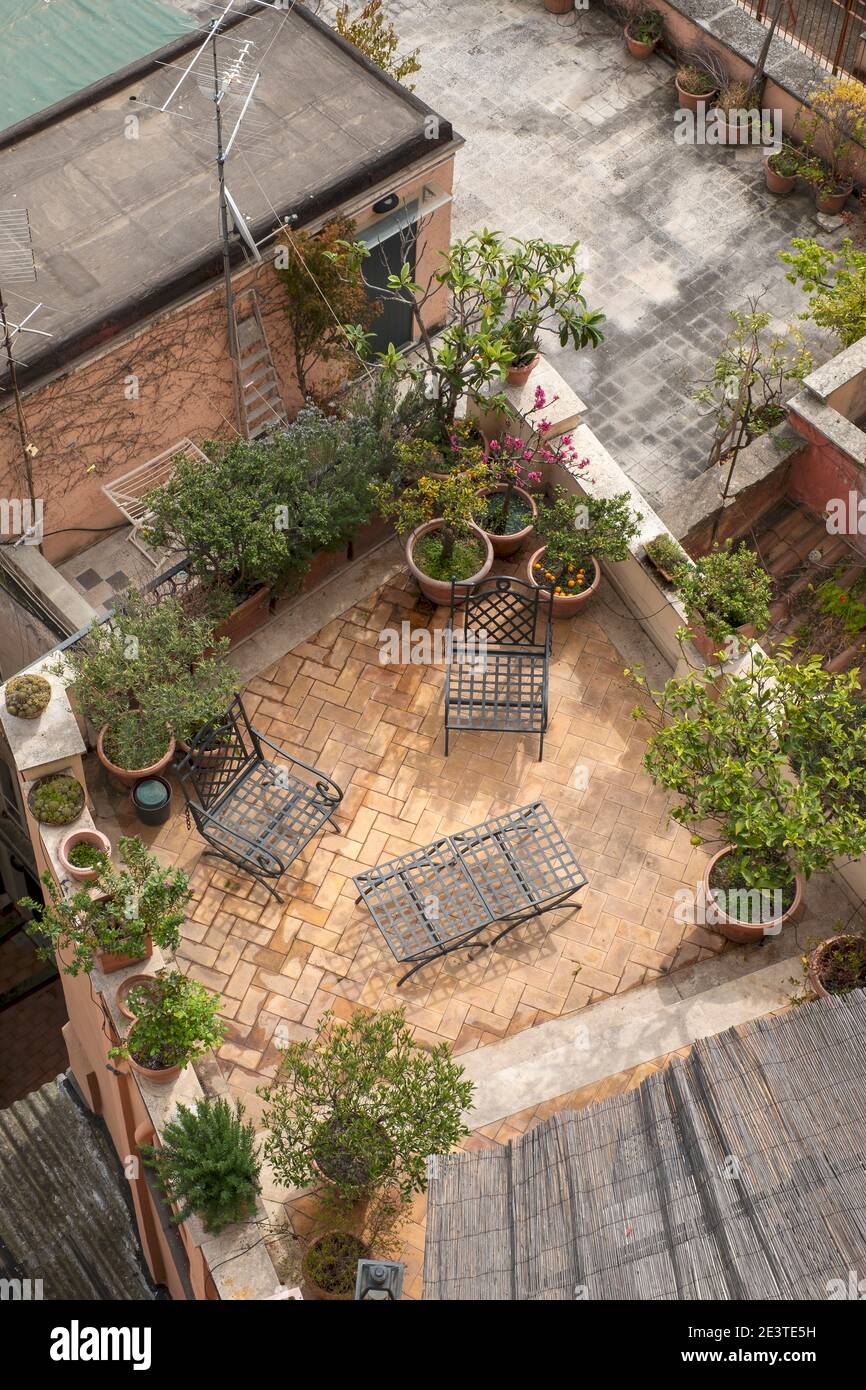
(0, 4, 458, 386)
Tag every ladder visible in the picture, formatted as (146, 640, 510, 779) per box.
(234, 291, 285, 440)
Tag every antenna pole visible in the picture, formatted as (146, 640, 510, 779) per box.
(0, 285, 36, 508)
(211, 24, 244, 433)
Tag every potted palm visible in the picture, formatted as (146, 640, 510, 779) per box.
(624, 9, 663, 59)
(527, 488, 642, 616)
(110, 968, 224, 1085)
(673, 541, 772, 660)
(373, 463, 494, 604)
(632, 647, 866, 943)
(19, 836, 189, 975)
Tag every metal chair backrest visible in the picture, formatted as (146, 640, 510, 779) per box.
(177, 693, 262, 811)
(448, 575, 549, 649)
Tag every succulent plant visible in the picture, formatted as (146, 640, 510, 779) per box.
(6, 673, 52, 719)
(28, 774, 85, 826)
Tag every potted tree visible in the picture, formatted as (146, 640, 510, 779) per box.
(806, 931, 866, 999)
(675, 63, 719, 114)
(20, 836, 189, 975)
(141, 1097, 261, 1233)
(5, 673, 52, 721)
(110, 968, 224, 1085)
(259, 1005, 473, 1213)
(374, 463, 494, 604)
(482, 433, 541, 557)
(796, 77, 866, 214)
(56, 590, 236, 785)
(632, 647, 866, 942)
(624, 10, 663, 59)
(527, 488, 642, 616)
(673, 541, 772, 660)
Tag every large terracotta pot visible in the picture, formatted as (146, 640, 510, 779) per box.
(406, 520, 493, 605)
(702, 847, 803, 944)
(481, 484, 538, 559)
(58, 827, 112, 883)
(214, 584, 272, 647)
(127, 1053, 183, 1086)
(97, 724, 175, 788)
(526, 547, 601, 617)
(302, 1231, 370, 1303)
(506, 354, 540, 386)
(815, 183, 853, 214)
(807, 934, 866, 1000)
(675, 79, 717, 114)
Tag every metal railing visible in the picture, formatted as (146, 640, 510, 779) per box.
(735, 0, 866, 79)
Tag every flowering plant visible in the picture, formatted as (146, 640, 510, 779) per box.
(486, 385, 589, 536)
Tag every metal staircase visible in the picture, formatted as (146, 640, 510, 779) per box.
(234, 291, 285, 440)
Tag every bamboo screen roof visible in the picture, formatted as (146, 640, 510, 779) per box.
(423, 994, 866, 1300)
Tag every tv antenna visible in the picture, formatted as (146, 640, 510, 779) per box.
(0, 208, 52, 508)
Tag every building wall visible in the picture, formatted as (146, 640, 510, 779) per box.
(0, 156, 455, 566)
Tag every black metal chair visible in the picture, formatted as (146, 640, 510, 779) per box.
(444, 575, 553, 760)
(176, 694, 343, 901)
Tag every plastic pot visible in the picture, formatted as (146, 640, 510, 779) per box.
(132, 776, 173, 826)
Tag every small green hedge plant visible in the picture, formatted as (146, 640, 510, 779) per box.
(142, 1097, 260, 1233)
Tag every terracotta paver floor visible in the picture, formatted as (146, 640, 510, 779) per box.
(90, 549, 727, 1121)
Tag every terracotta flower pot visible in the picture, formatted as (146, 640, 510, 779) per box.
(213, 584, 272, 647)
(543, 0, 573, 12)
(481, 484, 538, 558)
(97, 724, 175, 788)
(702, 847, 803, 944)
(807, 934, 866, 999)
(406, 520, 493, 606)
(815, 183, 853, 214)
(675, 79, 717, 114)
(624, 26, 657, 59)
(116, 973, 158, 1021)
(302, 1231, 370, 1302)
(687, 616, 757, 663)
(526, 547, 601, 617)
(127, 1054, 183, 1086)
(764, 157, 796, 195)
(97, 935, 154, 976)
(506, 354, 540, 386)
(58, 827, 112, 882)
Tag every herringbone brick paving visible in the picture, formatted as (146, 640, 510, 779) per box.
(92, 552, 725, 1120)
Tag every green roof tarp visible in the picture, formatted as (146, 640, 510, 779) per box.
(1, 0, 195, 133)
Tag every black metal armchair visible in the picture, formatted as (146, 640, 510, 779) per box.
(176, 694, 343, 901)
(444, 576, 553, 760)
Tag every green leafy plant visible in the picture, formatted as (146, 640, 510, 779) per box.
(303, 1231, 369, 1295)
(673, 541, 772, 646)
(780, 236, 866, 347)
(627, 9, 663, 44)
(141, 1097, 260, 1233)
(259, 1006, 474, 1206)
(533, 488, 641, 594)
(5, 673, 51, 718)
(110, 968, 224, 1072)
(67, 842, 108, 870)
(499, 311, 541, 368)
(346, 230, 604, 440)
(274, 217, 379, 403)
(373, 461, 492, 580)
(27, 774, 84, 826)
(804, 932, 866, 996)
(20, 836, 190, 975)
(816, 577, 866, 637)
(645, 533, 689, 579)
(629, 646, 866, 895)
(335, 1, 421, 87)
(768, 143, 801, 178)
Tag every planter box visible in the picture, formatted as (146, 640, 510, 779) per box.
(214, 585, 272, 647)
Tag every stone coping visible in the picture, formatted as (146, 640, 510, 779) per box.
(802, 336, 866, 405)
(0, 669, 85, 776)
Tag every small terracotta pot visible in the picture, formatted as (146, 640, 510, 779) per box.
(127, 1054, 183, 1086)
(406, 520, 493, 606)
(624, 26, 657, 59)
(506, 354, 540, 386)
(58, 827, 112, 882)
(815, 183, 853, 214)
(116, 973, 158, 1021)
(97, 936, 154, 976)
(764, 157, 796, 195)
(675, 79, 717, 114)
(702, 847, 803, 944)
(480, 484, 538, 558)
(807, 934, 866, 1000)
(97, 724, 175, 787)
(526, 548, 601, 617)
(543, 0, 573, 12)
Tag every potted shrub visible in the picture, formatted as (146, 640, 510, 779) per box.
(141, 1097, 261, 1234)
(632, 647, 866, 943)
(481, 433, 541, 557)
(373, 463, 494, 604)
(645, 533, 689, 583)
(5, 673, 52, 720)
(58, 827, 112, 883)
(765, 143, 801, 195)
(673, 541, 772, 660)
(110, 968, 224, 1085)
(56, 590, 235, 785)
(527, 488, 642, 617)
(806, 932, 866, 999)
(259, 1006, 474, 1210)
(624, 10, 663, 59)
(27, 773, 84, 827)
(675, 63, 718, 114)
(302, 1230, 370, 1302)
(19, 835, 189, 975)
(796, 77, 866, 214)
